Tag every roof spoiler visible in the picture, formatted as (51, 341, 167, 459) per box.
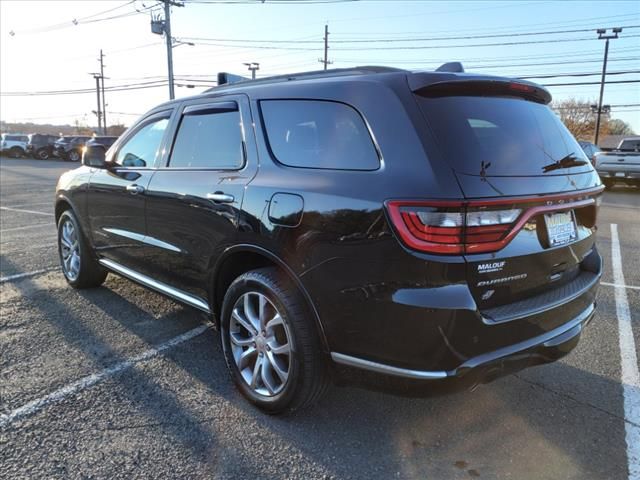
(435, 62, 464, 73)
(217, 72, 250, 86)
(413, 78, 552, 104)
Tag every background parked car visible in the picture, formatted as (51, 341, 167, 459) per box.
(53, 136, 91, 162)
(84, 136, 119, 152)
(578, 140, 602, 166)
(594, 136, 640, 189)
(1, 133, 29, 158)
(26, 133, 59, 160)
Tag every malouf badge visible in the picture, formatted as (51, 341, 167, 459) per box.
(477, 261, 505, 274)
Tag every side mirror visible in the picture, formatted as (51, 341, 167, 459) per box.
(82, 144, 107, 168)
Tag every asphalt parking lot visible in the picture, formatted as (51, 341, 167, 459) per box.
(1, 156, 639, 480)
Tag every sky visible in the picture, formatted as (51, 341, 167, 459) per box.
(0, 0, 639, 133)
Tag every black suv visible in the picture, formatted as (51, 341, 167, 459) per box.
(85, 136, 119, 151)
(55, 66, 603, 413)
(26, 134, 59, 160)
(53, 136, 91, 162)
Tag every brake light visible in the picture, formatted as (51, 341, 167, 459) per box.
(508, 82, 534, 93)
(386, 188, 602, 255)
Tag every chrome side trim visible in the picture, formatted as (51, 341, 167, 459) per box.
(104, 228, 181, 253)
(99, 258, 210, 313)
(330, 352, 448, 380)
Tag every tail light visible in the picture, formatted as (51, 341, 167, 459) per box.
(386, 188, 603, 255)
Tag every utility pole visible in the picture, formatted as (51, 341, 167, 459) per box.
(594, 27, 622, 145)
(99, 50, 107, 135)
(243, 62, 259, 79)
(318, 24, 332, 70)
(162, 1, 184, 100)
(90, 73, 102, 133)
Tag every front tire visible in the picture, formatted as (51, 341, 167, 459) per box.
(36, 148, 50, 160)
(57, 210, 107, 289)
(68, 149, 80, 162)
(220, 267, 328, 414)
(602, 179, 614, 190)
(9, 147, 23, 158)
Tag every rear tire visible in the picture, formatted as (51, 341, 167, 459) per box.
(220, 267, 328, 414)
(36, 148, 49, 160)
(9, 147, 23, 158)
(57, 210, 107, 289)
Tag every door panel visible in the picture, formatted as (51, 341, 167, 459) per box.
(88, 168, 155, 270)
(87, 112, 172, 271)
(143, 95, 258, 300)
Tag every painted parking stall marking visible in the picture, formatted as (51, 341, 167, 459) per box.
(0, 324, 211, 428)
(0, 206, 54, 216)
(611, 224, 640, 480)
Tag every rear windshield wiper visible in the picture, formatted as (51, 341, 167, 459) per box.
(542, 152, 587, 172)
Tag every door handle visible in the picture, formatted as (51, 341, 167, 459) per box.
(126, 184, 145, 194)
(206, 192, 235, 203)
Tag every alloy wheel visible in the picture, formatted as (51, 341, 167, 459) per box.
(229, 291, 292, 397)
(60, 219, 81, 281)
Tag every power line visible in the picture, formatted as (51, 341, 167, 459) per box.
(181, 25, 640, 44)
(183, 34, 640, 51)
(542, 79, 640, 87)
(518, 69, 640, 79)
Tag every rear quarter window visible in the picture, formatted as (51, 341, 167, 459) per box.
(260, 99, 380, 171)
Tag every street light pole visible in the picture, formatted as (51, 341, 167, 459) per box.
(594, 27, 622, 145)
(243, 62, 259, 79)
(91, 73, 102, 133)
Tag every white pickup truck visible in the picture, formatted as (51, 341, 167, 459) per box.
(595, 136, 640, 189)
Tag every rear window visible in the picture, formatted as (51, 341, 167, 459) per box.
(260, 100, 379, 171)
(619, 139, 640, 151)
(416, 96, 592, 176)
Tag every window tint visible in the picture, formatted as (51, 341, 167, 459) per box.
(416, 96, 592, 176)
(169, 108, 244, 169)
(260, 100, 379, 170)
(619, 139, 640, 151)
(115, 117, 168, 167)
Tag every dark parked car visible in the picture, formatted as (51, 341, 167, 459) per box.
(84, 136, 119, 156)
(578, 140, 602, 166)
(53, 136, 91, 162)
(56, 66, 603, 413)
(26, 134, 59, 160)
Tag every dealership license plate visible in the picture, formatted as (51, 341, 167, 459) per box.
(616, 172, 626, 177)
(544, 211, 576, 246)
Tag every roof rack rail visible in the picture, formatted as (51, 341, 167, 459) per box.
(206, 66, 406, 92)
(435, 62, 465, 73)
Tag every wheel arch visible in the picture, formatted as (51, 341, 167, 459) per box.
(210, 244, 329, 352)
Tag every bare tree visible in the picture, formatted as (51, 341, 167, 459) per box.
(552, 98, 609, 141)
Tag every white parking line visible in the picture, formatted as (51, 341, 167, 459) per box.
(0, 223, 53, 233)
(0, 324, 210, 428)
(5, 201, 54, 209)
(611, 223, 640, 480)
(0, 206, 54, 216)
(602, 282, 640, 291)
(0, 267, 59, 284)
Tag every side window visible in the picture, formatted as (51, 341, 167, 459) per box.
(169, 106, 244, 169)
(260, 100, 380, 170)
(115, 117, 169, 167)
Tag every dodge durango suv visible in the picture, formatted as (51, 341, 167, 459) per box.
(55, 65, 603, 413)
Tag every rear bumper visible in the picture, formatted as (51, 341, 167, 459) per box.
(332, 301, 595, 395)
(329, 247, 601, 395)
